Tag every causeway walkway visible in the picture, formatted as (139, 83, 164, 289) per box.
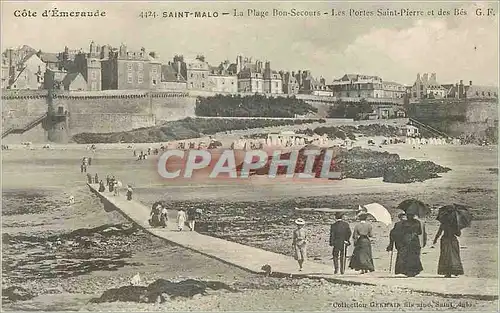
(88, 184, 498, 300)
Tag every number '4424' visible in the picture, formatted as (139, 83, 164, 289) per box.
(139, 11, 157, 18)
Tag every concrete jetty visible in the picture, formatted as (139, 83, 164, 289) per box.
(88, 183, 498, 300)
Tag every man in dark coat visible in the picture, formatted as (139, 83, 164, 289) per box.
(387, 211, 406, 252)
(329, 212, 352, 274)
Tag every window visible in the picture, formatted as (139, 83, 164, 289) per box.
(476, 91, 479, 96)
(153, 79, 157, 85)
(152, 67, 157, 74)
(275, 82, 278, 88)
(191, 73, 193, 78)
(202, 74, 205, 78)
(202, 83, 205, 88)
(91, 71, 96, 80)
(91, 82, 97, 90)
(138, 62, 143, 71)
(488, 92, 491, 97)
(127, 63, 133, 72)
(138, 73, 143, 84)
(127, 73, 133, 83)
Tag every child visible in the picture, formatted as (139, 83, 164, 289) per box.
(292, 218, 307, 271)
(126, 185, 133, 200)
(177, 209, 187, 231)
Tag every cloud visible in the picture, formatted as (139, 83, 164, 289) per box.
(330, 6, 498, 85)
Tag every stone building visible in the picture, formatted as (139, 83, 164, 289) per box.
(160, 62, 187, 90)
(208, 60, 238, 93)
(2, 57, 11, 89)
(73, 41, 102, 91)
(182, 56, 210, 90)
(8, 53, 46, 90)
(281, 71, 299, 94)
(445, 80, 498, 99)
(410, 73, 446, 99)
(236, 56, 282, 94)
(101, 43, 160, 90)
(2, 46, 45, 89)
(329, 74, 384, 98)
(382, 81, 406, 99)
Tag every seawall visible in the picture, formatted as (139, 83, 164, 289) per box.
(2, 90, 197, 143)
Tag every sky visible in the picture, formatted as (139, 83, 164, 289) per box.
(1, 1, 499, 86)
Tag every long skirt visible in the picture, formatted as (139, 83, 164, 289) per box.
(294, 243, 307, 261)
(349, 237, 374, 271)
(395, 237, 423, 277)
(438, 236, 464, 276)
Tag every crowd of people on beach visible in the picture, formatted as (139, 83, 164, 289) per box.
(148, 202, 202, 232)
(292, 210, 464, 278)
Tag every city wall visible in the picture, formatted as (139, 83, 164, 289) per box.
(1, 89, 196, 143)
(410, 99, 498, 138)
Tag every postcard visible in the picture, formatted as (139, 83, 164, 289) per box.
(1, 1, 498, 311)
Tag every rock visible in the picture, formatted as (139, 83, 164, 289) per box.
(2, 286, 35, 302)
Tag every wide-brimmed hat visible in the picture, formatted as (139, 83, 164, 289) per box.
(335, 212, 344, 219)
(295, 218, 305, 225)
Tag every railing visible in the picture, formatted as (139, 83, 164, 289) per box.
(408, 117, 450, 138)
(2, 113, 47, 138)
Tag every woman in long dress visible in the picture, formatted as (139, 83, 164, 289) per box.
(433, 222, 464, 278)
(397, 214, 424, 277)
(349, 213, 375, 274)
(177, 209, 187, 231)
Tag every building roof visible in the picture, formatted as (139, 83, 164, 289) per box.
(62, 72, 82, 86)
(38, 52, 59, 63)
(161, 64, 186, 82)
(383, 81, 403, 86)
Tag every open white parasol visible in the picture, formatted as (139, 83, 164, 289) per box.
(358, 203, 392, 226)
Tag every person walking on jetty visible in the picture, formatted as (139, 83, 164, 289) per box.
(386, 211, 407, 274)
(329, 212, 352, 274)
(108, 177, 114, 193)
(81, 157, 88, 173)
(432, 221, 464, 278)
(113, 180, 120, 196)
(160, 206, 168, 228)
(126, 185, 133, 201)
(187, 207, 198, 231)
(292, 218, 307, 271)
(98, 180, 106, 192)
(396, 213, 424, 277)
(349, 212, 375, 274)
(94, 174, 99, 185)
(86, 173, 92, 184)
(177, 209, 187, 231)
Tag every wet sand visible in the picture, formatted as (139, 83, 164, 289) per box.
(1, 143, 498, 311)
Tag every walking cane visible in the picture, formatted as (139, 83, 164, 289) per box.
(389, 250, 394, 273)
(342, 243, 348, 273)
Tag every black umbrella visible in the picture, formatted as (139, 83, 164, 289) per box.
(396, 199, 431, 218)
(437, 204, 472, 230)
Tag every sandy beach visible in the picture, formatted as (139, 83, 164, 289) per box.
(2, 142, 498, 311)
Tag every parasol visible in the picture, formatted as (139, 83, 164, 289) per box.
(396, 199, 430, 218)
(358, 203, 392, 226)
(437, 204, 472, 230)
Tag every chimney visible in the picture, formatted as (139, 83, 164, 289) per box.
(469, 80, 472, 86)
(416, 73, 421, 82)
(430, 73, 436, 83)
(422, 73, 428, 84)
(455, 83, 459, 99)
